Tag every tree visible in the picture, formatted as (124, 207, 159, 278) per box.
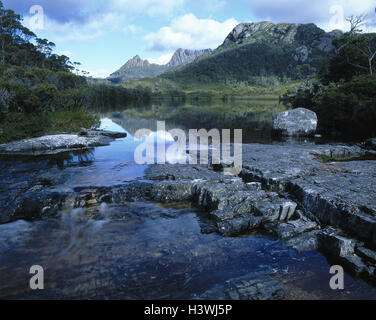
(328, 31, 376, 81)
(343, 14, 376, 76)
(0, 1, 74, 71)
(359, 34, 376, 75)
(346, 14, 367, 36)
(36, 38, 55, 68)
(0, 1, 38, 65)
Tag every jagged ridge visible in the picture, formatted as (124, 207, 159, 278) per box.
(108, 48, 211, 83)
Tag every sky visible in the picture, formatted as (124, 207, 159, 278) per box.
(2, 0, 376, 78)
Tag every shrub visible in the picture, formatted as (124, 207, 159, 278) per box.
(289, 75, 376, 137)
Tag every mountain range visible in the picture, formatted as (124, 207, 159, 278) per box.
(109, 21, 343, 84)
(108, 48, 211, 83)
(164, 22, 343, 83)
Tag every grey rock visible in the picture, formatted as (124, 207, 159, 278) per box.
(279, 201, 298, 221)
(254, 199, 281, 222)
(208, 209, 235, 222)
(363, 138, 376, 151)
(108, 55, 167, 82)
(0, 130, 127, 155)
(241, 143, 376, 248)
(246, 182, 262, 191)
(318, 229, 356, 257)
(2, 190, 72, 223)
(200, 271, 284, 300)
(285, 230, 320, 252)
(311, 145, 372, 161)
(216, 218, 252, 236)
(339, 254, 367, 277)
(272, 108, 318, 137)
(355, 246, 376, 264)
(87, 130, 127, 139)
(265, 217, 318, 240)
(145, 164, 228, 182)
(223, 22, 340, 54)
(166, 48, 212, 68)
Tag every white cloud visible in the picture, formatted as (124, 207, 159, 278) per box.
(144, 13, 238, 51)
(147, 53, 174, 65)
(87, 69, 111, 79)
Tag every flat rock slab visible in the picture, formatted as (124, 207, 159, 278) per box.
(0, 130, 127, 155)
(199, 270, 285, 300)
(241, 143, 376, 245)
(145, 164, 235, 182)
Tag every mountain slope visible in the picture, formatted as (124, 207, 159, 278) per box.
(163, 22, 343, 83)
(108, 55, 167, 83)
(108, 49, 211, 83)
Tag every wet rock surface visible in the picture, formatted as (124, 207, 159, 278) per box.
(199, 268, 285, 300)
(0, 130, 127, 155)
(1, 135, 376, 297)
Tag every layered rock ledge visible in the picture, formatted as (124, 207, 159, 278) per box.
(1, 139, 376, 292)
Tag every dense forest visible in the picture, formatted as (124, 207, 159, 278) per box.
(0, 1, 151, 143)
(286, 27, 376, 138)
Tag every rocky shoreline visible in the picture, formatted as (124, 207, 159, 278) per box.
(0, 129, 127, 155)
(1, 135, 376, 299)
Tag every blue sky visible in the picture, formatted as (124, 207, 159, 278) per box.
(2, 0, 375, 78)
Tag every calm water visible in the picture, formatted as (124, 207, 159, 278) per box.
(0, 114, 375, 300)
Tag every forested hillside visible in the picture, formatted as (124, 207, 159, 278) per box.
(0, 1, 150, 143)
(164, 22, 341, 84)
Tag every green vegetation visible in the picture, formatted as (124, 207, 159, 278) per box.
(164, 42, 309, 84)
(0, 3, 71, 71)
(0, 110, 100, 143)
(0, 1, 151, 143)
(286, 29, 376, 138)
(324, 33, 376, 82)
(162, 23, 335, 85)
(122, 77, 305, 102)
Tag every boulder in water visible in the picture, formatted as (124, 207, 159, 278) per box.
(273, 108, 318, 137)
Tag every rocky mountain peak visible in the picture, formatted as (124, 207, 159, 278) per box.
(125, 55, 151, 68)
(167, 48, 212, 68)
(223, 21, 301, 46)
(221, 21, 343, 56)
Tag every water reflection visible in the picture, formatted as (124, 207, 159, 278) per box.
(0, 105, 375, 300)
(1, 202, 376, 300)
